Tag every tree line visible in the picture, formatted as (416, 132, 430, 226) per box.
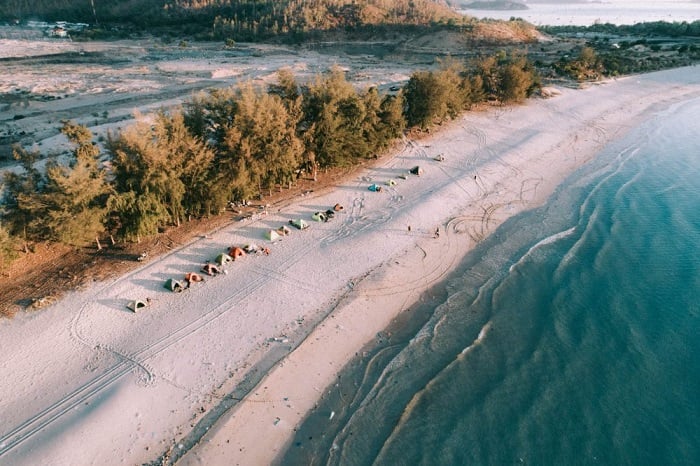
(0, 53, 539, 265)
(541, 20, 700, 39)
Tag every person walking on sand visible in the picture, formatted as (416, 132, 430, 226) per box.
(434, 227, 440, 238)
(408, 225, 412, 233)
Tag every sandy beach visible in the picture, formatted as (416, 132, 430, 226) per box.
(1, 65, 699, 466)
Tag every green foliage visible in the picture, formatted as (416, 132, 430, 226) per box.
(1, 123, 109, 247)
(0, 223, 18, 266)
(107, 110, 219, 238)
(2, 0, 465, 41)
(404, 70, 445, 129)
(2, 146, 45, 240)
(1, 54, 543, 249)
(541, 20, 700, 39)
(404, 53, 539, 128)
(303, 67, 377, 167)
(404, 59, 474, 129)
(40, 122, 110, 246)
(555, 46, 604, 81)
(377, 91, 406, 142)
(497, 55, 540, 103)
(219, 83, 305, 196)
(107, 190, 169, 241)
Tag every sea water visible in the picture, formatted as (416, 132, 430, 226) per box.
(459, 1, 700, 26)
(280, 96, 700, 464)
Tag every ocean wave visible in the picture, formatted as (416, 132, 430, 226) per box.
(460, 321, 491, 356)
(509, 227, 576, 274)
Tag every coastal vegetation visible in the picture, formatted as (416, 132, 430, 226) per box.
(544, 20, 700, 78)
(2, 0, 699, 312)
(0, 53, 539, 263)
(2, 0, 465, 40)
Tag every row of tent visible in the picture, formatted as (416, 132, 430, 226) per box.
(368, 166, 423, 193)
(129, 203, 345, 309)
(266, 203, 344, 241)
(161, 245, 257, 295)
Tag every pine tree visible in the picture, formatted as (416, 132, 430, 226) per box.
(39, 122, 110, 247)
(107, 112, 186, 235)
(0, 223, 18, 266)
(2, 145, 45, 242)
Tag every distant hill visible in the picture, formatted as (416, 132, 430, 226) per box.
(1, 0, 543, 45)
(1, 0, 459, 31)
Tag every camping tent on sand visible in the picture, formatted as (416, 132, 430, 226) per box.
(289, 219, 309, 230)
(229, 247, 246, 260)
(277, 225, 291, 236)
(216, 253, 233, 265)
(312, 211, 327, 222)
(127, 300, 148, 312)
(164, 278, 185, 292)
(265, 229, 281, 242)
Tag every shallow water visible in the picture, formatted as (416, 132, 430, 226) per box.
(280, 96, 700, 465)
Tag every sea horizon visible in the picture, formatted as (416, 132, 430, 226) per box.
(458, 1, 700, 26)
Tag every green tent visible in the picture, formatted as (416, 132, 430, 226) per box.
(265, 229, 281, 242)
(164, 278, 185, 292)
(312, 211, 327, 222)
(215, 253, 233, 265)
(127, 300, 148, 312)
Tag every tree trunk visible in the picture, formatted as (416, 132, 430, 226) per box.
(95, 236, 102, 250)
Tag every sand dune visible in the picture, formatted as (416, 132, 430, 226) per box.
(1, 65, 699, 466)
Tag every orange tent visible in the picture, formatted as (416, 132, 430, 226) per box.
(229, 246, 246, 260)
(185, 272, 204, 283)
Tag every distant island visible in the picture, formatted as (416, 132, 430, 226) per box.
(461, 1, 528, 10)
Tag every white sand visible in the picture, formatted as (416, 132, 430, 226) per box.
(1, 65, 699, 466)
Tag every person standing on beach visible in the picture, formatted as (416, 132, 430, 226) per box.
(434, 227, 440, 238)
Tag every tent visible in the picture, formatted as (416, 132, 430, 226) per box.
(265, 229, 281, 242)
(185, 272, 204, 284)
(126, 300, 148, 312)
(215, 253, 233, 265)
(229, 246, 246, 259)
(164, 278, 185, 292)
(368, 184, 382, 192)
(201, 263, 221, 275)
(386, 179, 397, 186)
(289, 219, 309, 230)
(244, 243, 259, 253)
(312, 211, 327, 222)
(410, 166, 423, 176)
(333, 203, 344, 211)
(324, 209, 335, 219)
(277, 225, 291, 236)
(434, 153, 445, 162)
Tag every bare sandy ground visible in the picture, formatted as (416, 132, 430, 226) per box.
(1, 61, 698, 465)
(0, 30, 415, 164)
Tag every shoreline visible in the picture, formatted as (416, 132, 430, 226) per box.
(177, 67, 700, 465)
(1, 66, 699, 466)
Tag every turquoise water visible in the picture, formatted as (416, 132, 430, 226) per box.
(281, 97, 700, 465)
